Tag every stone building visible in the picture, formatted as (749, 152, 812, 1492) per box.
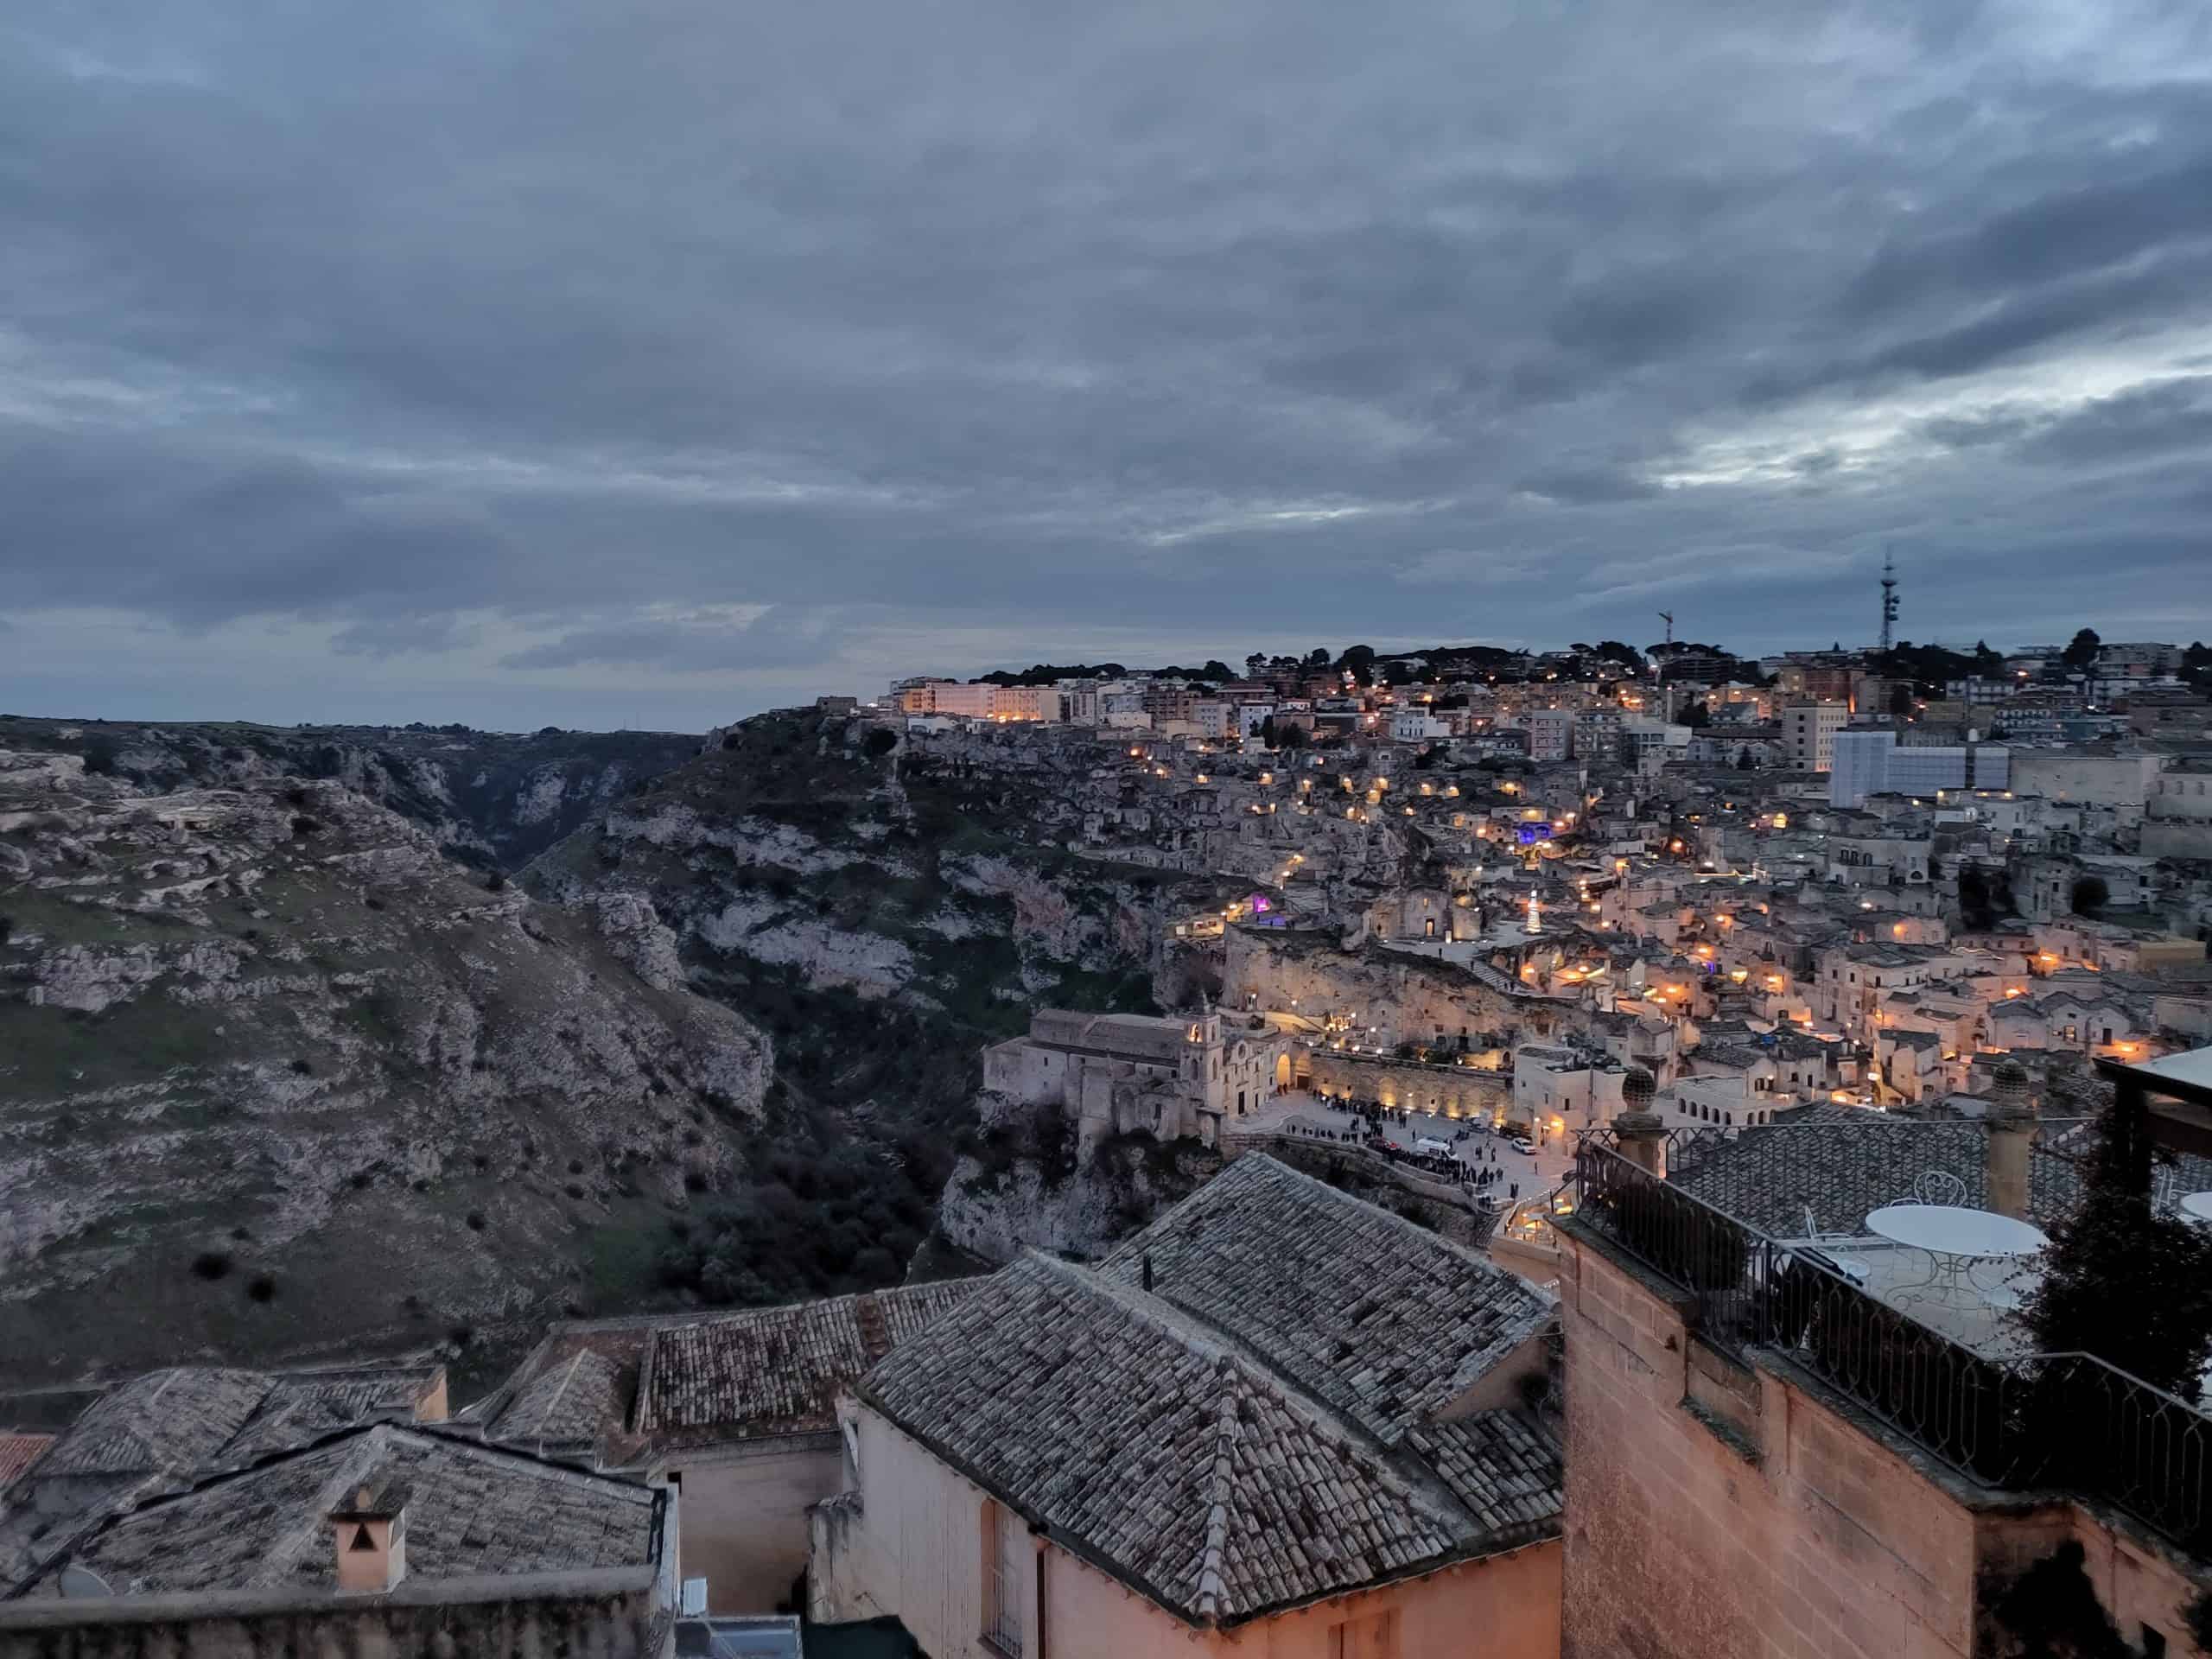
(464, 1279, 981, 1615)
(0, 1362, 449, 1597)
(1556, 1079, 2212, 1657)
(811, 1156, 1564, 1658)
(982, 1006, 1286, 1148)
(0, 1422, 671, 1659)
(1512, 1042, 1629, 1147)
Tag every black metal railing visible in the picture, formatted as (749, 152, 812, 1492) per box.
(1571, 1140, 2212, 1552)
(1578, 1116, 2098, 1238)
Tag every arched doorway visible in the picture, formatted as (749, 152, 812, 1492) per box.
(1275, 1052, 1293, 1090)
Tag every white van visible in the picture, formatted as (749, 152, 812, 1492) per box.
(1413, 1135, 1452, 1158)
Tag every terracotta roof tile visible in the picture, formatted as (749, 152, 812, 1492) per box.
(59, 1425, 656, 1595)
(635, 1281, 982, 1444)
(0, 1436, 50, 1494)
(854, 1160, 1565, 1627)
(861, 1255, 1475, 1625)
(1098, 1156, 1554, 1444)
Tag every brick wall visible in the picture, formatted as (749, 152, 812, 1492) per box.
(1559, 1229, 2208, 1658)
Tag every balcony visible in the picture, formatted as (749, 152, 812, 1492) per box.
(1569, 1128, 2212, 1553)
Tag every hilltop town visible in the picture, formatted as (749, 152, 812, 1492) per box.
(8, 620, 2212, 1655)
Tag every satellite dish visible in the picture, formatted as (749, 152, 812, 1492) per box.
(58, 1566, 113, 1599)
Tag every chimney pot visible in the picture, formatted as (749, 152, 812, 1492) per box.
(332, 1484, 409, 1594)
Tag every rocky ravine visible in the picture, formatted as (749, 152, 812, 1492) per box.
(0, 749, 769, 1386)
(0, 714, 702, 872)
(524, 707, 1228, 1029)
(523, 708, 1253, 1287)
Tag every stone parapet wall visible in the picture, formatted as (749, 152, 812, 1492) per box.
(0, 1569, 662, 1659)
(1557, 1225, 2210, 1658)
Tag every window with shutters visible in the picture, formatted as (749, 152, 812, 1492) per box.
(982, 1500, 1022, 1656)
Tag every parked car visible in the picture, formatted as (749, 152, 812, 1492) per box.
(1510, 1135, 1539, 1156)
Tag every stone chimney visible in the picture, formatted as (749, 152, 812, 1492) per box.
(1613, 1068, 1666, 1179)
(332, 1481, 408, 1593)
(1984, 1060, 2034, 1222)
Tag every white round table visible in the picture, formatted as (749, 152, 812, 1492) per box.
(2180, 1192, 2212, 1225)
(1865, 1204, 2048, 1302)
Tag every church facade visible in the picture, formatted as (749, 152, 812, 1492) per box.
(982, 1006, 1287, 1148)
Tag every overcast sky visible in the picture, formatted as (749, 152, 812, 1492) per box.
(6, 0, 2212, 731)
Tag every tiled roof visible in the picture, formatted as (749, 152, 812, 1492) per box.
(0, 1436, 50, 1494)
(215, 1367, 446, 1465)
(1404, 1412, 1563, 1535)
(495, 1351, 627, 1452)
(35, 1370, 272, 1478)
(1674, 1121, 1986, 1234)
(636, 1281, 982, 1444)
(859, 1255, 1491, 1626)
(60, 1425, 657, 1595)
(31, 1363, 444, 1479)
(1097, 1156, 1554, 1445)
(0, 1362, 446, 1596)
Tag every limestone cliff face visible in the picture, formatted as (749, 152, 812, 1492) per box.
(524, 709, 1204, 1020)
(519, 709, 1258, 1288)
(0, 715, 701, 872)
(0, 753, 768, 1385)
(935, 1095, 1220, 1262)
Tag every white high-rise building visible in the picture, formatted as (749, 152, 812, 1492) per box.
(1831, 729, 2009, 807)
(1829, 730, 1896, 808)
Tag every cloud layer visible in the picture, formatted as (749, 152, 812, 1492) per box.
(4, 0, 2211, 727)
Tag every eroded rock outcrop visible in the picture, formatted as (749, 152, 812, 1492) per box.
(0, 757, 768, 1385)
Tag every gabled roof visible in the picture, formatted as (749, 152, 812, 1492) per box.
(54, 1424, 656, 1596)
(30, 1363, 446, 1482)
(853, 1158, 1562, 1628)
(212, 1367, 448, 1466)
(470, 1280, 985, 1457)
(0, 1361, 448, 1596)
(1096, 1155, 1554, 1445)
(495, 1351, 627, 1452)
(634, 1280, 982, 1446)
(860, 1255, 1542, 1628)
(35, 1370, 270, 1478)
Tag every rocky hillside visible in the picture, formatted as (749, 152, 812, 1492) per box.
(935, 1093, 1222, 1262)
(524, 708, 1250, 1303)
(0, 715, 701, 872)
(0, 749, 770, 1387)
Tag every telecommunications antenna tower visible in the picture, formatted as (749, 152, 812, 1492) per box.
(1878, 550, 1899, 652)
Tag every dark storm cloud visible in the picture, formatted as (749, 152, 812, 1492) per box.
(501, 609, 844, 674)
(1843, 149, 2212, 318)
(3, 0, 2211, 725)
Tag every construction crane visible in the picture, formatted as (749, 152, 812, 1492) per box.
(1657, 611, 1674, 647)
